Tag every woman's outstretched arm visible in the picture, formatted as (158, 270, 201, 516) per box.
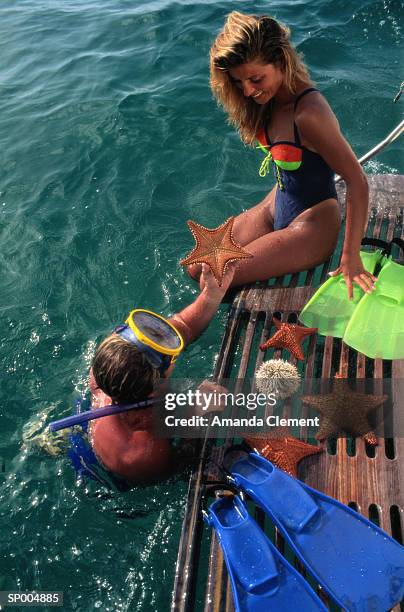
(295, 96, 376, 298)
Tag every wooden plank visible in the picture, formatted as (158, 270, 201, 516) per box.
(171, 175, 404, 612)
(171, 289, 249, 612)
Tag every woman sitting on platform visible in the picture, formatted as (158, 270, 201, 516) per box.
(188, 11, 376, 299)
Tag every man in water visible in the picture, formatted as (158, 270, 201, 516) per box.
(88, 263, 234, 484)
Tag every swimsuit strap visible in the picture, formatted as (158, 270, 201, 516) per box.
(261, 87, 318, 147)
(293, 87, 319, 111)
(264, 122, 272, 146)
(293, 87, 319, 145)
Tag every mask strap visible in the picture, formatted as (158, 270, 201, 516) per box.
(114, 325, 168, 371)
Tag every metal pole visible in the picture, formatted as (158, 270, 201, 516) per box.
(335, 119, 404, 183)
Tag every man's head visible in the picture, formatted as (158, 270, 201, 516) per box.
(92, 334, 160, 404)
(92, 310, 184, 404)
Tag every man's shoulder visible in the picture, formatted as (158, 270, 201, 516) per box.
(92, 419, 170, 481)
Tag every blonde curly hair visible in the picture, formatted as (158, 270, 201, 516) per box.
(210, 11, 312, 144)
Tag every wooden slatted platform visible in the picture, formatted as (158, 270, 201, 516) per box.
(171, 174, 404, 612)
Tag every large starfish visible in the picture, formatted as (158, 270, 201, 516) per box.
(243, 430, 323, 477)
(260, 317, 318, 361)
(301, 379, 387, 445)
(180, 216, 252, 285)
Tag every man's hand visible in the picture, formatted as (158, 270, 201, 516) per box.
(201, 262, 237, 301)
(170, 263, 237, 346)
(194, 379, 229, 414)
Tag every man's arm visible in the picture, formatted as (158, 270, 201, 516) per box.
(169, 263, 236, 345)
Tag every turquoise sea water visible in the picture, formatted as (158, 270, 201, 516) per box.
(0, 1, 402, 610)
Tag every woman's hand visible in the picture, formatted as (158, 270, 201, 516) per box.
(328, 252, 376, 299)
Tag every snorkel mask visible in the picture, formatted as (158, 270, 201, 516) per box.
(114, 309, 184, 374)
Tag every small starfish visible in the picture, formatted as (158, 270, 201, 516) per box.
(260, 317, 318, 361)
(243, 430, 323, 477)
(301, 379, 387, 445)
(180, 216, 252, 285)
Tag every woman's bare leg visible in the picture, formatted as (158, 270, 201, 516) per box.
(232, 186, 276, 245)
(226, 199, 341, 287)
(189, 196, 341, 288)
(187, 187, 276, 282)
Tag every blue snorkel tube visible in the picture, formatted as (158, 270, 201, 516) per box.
(49, 398, 155, 432)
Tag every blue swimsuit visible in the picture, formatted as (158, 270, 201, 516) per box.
(258, 88, 338, 230)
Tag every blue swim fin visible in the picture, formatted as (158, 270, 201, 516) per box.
(205, 494, 327, 611)
(230, 453, 404, 612)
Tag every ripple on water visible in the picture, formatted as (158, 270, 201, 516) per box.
(0, 0, 403, 610)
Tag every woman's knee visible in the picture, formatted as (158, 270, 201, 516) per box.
(230, 212, 247, 245)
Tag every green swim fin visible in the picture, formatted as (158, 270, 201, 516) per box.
(299, 249, 382, 338)
(343, 257, 404, 359)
